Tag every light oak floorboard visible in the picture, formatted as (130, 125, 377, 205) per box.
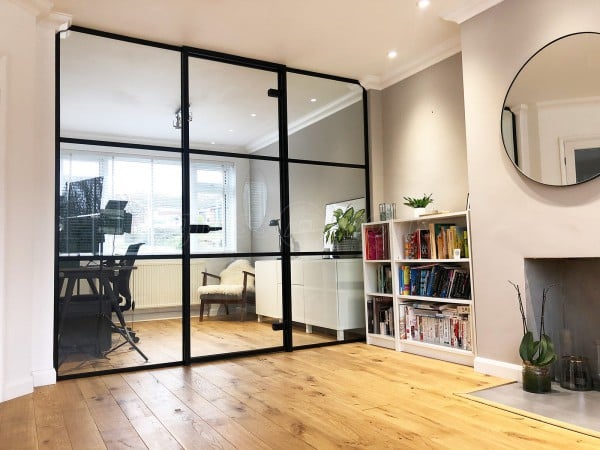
(2, 343, 599, 449)
(58, 315, 336, 376)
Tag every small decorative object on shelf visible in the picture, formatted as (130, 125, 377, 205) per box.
(324, 206, 365, 253)
(379, 203, 396, 220)
(509, 281, 557, 393)
(403, 193, 434, 218)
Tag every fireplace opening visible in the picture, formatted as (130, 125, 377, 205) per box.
(525, 258, 600, 388)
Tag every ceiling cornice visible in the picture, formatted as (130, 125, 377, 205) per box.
(8, 0, 53, 17)
(38, 11, 71, 31)
(441, 0, 504, 24)
(377, 35, 461, 91)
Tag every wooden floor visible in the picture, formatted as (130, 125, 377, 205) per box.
(3, 343, 599, 449)
(58, 314, 339, 376)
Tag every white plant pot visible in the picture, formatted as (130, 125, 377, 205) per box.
(413, 207, 425, 218)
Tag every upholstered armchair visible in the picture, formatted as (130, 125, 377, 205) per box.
(197, 259, 255, 321)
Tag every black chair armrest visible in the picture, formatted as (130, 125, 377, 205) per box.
(202, 271, 221, 286)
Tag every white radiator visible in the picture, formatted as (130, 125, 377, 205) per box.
(131, 259, 206, 309)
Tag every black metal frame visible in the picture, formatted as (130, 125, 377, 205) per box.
(54, 25, 370, 379)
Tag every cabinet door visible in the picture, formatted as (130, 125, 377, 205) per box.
(303, 260, 338, 329)
(335, 260, 365, 329)
(255, 260, 281, 319)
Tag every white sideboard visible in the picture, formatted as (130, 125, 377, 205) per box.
(255, 259, 365, 340)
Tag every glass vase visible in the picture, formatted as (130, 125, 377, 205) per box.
(522, 363, 552, 393)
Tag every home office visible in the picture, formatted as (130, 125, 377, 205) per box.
(55, 28, 368, 376)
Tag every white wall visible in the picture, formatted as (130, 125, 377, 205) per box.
(461, 0, 600, 379)
(381, 53, 468, 218)
(0, 0, 67, 401)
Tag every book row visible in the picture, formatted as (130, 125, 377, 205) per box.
(398, 264, 471, 299)
(404, 224, 469, 260)
(398, 304, 472, 350)
(376, 264, 392, 294)
(366, 297, 394, 336)
(364, 225, 390, 260)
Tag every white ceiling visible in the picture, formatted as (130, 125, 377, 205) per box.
(52, 0, 503, 89)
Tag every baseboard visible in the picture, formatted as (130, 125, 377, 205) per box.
(1, 376, 33, 402)
(474, 356, 521, 381)
(32, 368, 56, 387)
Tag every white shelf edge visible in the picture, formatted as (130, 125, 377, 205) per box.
(399, 340, 474, 366)
(394, 258, 470, 264)
(391, 210, 468, 223)
(396, 296, 472, 304)
(367, 333, 396, 350)
(366, 292, 394, 298)
(364, 259, 392, 263)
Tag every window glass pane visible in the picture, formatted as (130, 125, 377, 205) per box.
(59, 143, 182, 256)
(188, 58, 279, 155)
(287, 73, 365, 165)
(289, 164, 366, 253)
(189, 155, 280, 254)
(60, 31, 180, 146)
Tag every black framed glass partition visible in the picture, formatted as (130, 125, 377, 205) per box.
(56, 27, 369, 378)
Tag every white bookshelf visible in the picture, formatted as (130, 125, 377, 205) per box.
(362, 211, 476, 366)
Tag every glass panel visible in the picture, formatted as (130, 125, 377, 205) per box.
(57, 257, 182, 376)
(289, 164, 366, 253)
(60, 31, 181, 146)
(188, 58, 279, 154)
(191, 256, 283, 356)
(59, 143, 182, 256)
(287, 73, 365, 165)
(189, 155, 280, 255)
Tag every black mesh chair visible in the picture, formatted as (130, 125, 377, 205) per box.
(107, 242, 144, 312)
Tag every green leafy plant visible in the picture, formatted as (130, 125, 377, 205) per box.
(403, 193, 434, 208)
(509, 281, 557, 367)
(323, 206, 366, 244)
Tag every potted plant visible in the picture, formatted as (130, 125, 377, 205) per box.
(509, 281, 557, 393)
(403, 193, 434, 217)
(324, 206, 366, 253)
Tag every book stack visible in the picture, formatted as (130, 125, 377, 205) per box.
(398, 264, 471, 299)
(404, 225, 469, 260)
(399, 303, 471, 350)
(364, 225, 389, 260)
(376, 264, 392, 294)
(367, 296, 395, 336)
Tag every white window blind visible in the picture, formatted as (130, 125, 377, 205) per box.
(60, 147, 236, 255)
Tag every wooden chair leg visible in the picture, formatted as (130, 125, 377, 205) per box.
(199, 300, 205, 321)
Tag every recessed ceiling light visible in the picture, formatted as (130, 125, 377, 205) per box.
(417, 0, 430, 8)
(250, 113, 257, 117)
(310, 98, 317, 103)
(228, 129, 234, 132)
(387, 50, 398, 59)
(211, 141, 216, 145)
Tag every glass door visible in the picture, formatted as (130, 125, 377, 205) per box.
(186, 55, 285, 358)
(56, 30, 183, 376)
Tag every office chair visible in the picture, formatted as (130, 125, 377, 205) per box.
(107, 242, 144, 312)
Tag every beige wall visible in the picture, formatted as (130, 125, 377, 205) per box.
(461, 0, 600, 378)
(381, 53, 468, 219)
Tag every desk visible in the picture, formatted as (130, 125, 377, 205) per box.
(58, 265, 148, 361)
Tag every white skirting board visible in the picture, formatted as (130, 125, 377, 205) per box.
(1, 375, 34, 403)
(474, 356, 522, 381)
(32, 368, 56, 387)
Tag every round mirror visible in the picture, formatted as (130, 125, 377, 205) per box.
(502, 32, 600, 186)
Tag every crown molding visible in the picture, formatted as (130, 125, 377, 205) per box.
(359, 75, 383, 91)
(378, 36, 461, 90)
(441, 0, 504, 24)
(247, 90, 362, 152)
(38, 12, 71, 31)
(8, 0, 53, 17)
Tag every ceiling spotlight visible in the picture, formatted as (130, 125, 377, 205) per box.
(250, 113, 257, 117)
(387, 50, 398, 59)
(417, 0, 430, 8)
(310, 98, 317, 103)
